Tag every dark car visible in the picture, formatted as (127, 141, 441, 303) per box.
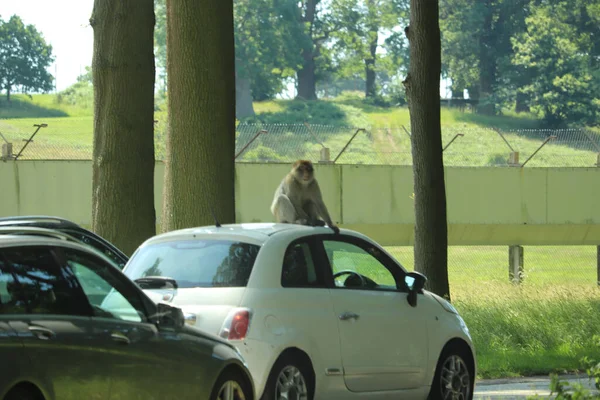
(0, 230, 254, 400)
(0, 216, 128, 269)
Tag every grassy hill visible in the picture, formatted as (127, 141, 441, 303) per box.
(1, 92, 598, 166)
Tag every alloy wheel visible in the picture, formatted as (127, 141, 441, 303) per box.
(216, 380, 246, 400)
(275, 365, 309, 400)
(440, 354, 471, 400)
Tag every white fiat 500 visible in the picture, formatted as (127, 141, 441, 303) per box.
(123, 223, 476, 400)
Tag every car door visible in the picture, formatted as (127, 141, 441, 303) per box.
(60, 246, 211, 400)
(316, 235, 430, 393)
(0, 245, 110, 400)
(0, 257, 32, 395)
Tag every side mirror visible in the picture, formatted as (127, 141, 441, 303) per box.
(405, 271, 427, 307)
(156, 303, 185, 330)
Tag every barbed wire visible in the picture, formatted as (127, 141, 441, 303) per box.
(1, 120, 599, 167)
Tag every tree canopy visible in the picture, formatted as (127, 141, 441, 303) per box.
(0, 15, 54, 101)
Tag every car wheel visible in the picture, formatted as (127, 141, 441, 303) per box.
(428, 345, 474, 400)
(3, 385, 42, 400)
(261, 353, 314, 400)
(210, 368, 253, 400)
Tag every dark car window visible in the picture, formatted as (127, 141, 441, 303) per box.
(125, 240, 261, 288)
(281, 241, 324, 288)
(63, 249, 147, 322)
(0, 246, 92, 316)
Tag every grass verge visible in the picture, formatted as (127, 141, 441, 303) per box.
(385, 245, 600, 379)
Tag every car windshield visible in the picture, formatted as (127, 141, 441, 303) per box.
(124, 239, 261, 288)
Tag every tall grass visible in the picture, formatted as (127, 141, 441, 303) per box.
(385, 245, 600, 379)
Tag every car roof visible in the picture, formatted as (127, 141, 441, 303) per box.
(0, 233, 121, 266)
(141, 222, 360, 246)
(0, 215, 81, 229)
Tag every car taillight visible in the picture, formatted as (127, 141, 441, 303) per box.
(219, 308, 252, 341)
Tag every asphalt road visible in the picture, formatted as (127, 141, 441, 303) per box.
(474, 374, 599, 399)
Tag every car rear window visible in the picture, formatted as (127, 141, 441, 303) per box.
(124, 240, 261, 288)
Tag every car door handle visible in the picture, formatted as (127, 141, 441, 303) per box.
(339, 312, 359, 321)
(28, 326, 55, 340)
(111, 331, 130, 345)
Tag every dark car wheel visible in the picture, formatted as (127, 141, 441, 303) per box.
(3, 384, 42, 400)
(428, 344, 474, 400)
(211, 368, 253, 400)
(261, 353, 314, 400)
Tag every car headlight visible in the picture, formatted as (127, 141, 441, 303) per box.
(432, 294, 459, 315)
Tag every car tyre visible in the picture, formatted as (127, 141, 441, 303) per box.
(3, 385, 42, 400)
(428, 344, 474, 400)
(261, 353, 314, 400)
(210, 367, 253, 400)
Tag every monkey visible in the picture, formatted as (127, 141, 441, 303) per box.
(271, 160, 340, 234)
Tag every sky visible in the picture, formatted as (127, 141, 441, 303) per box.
(0, 0, 452, 97)
(1, 0, 95, 92)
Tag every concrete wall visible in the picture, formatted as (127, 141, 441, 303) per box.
(1, 161, 599, 246)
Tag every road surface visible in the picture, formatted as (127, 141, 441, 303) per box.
(474, 374, 598, 399)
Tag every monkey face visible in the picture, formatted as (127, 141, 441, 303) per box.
(292, 160, 314, 184)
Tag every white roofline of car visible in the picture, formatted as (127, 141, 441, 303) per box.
(139, 222, 366, 247)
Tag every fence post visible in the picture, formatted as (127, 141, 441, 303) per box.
(508, 151, 520, 166)
(508, 245, 524, 284)
(1, 143, 13, 161)
(319, 147, 331, 164)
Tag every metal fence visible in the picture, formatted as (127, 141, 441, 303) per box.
(2, 119, 600, 167)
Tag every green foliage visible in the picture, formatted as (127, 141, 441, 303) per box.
(540, 336, 600, 399)
(512, 1, 600, 127)
(56, 81, 93, 110)
(0, 15, 55, 100)
(327, 0, 408, 98)
(241, 99, 369, 127)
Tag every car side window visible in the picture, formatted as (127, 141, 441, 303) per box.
(63, 249, 147, 323)
(323, 239, 399, 291)
(281, 240, 324, 288)
(0, 246, 92, 316)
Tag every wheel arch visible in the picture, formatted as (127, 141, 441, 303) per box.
(3, 381, 46, 400)
(261, 346, 316, 399)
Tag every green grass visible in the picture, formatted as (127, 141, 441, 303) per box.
(384, 245, 600, 379)
(1, 92, 598, 166)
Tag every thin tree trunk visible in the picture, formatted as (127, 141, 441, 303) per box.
(90, 0, 156, 256)
(6, 85, 10, 102)
(515, 90, 530, 113)
(477, 0, 496, 115)
(403, 0, 450, 300)
(236, 75, 255, 119)
(162, 0, 236, 232)
(364, 32, 378, 98)
(297, 49, 317, 100)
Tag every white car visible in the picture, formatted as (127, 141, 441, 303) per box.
(123, 223, 476, 400)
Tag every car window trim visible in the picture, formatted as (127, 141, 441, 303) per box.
(312, 234, 409, 293)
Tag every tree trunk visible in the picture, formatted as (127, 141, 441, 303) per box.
(236, 75, 255, 119)
(162, 0, 236, 232)
(403, 0, 450, 300)
(297, 49, 317, 100)
(477, 0, 496, 115)
(365, 29, 378, 98)
(90, 0, 156, 257)
(515, 90, 530, 113)
(6, 85, 10, 102)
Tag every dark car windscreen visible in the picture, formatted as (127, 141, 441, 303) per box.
(124, 239, 261, 288)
